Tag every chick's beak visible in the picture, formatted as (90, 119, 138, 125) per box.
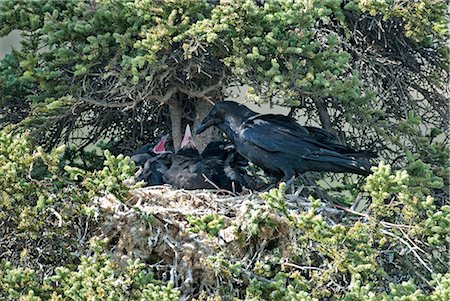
(152, 134, 170, 154)
(181, 124, 196, 149)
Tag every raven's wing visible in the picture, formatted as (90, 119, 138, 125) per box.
(241, 114, 335, 153)
(304, 126, 377, 158)
(240, 114, 372, 175)
(303, 126, 357, 153)
(244, 115, 376, 159)
(303, 126, 338, 143)
(130, 153, 153, 166)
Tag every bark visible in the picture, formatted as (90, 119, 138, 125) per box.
(169, 97, 182, 152)
(170, 91, 222, 152)
(193, 97, 222, 152)
(313, 98, 334, 132)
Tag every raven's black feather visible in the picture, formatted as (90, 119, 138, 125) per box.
(196, 101, 375, 180)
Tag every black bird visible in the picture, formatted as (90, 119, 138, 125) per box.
(163, 125, 223, 190)
(137, 154, 172, 185)
(130, 134, 170, 167)
(195, 101, 374, 182)
(130, 143, 155, 157)
(201, 140, 249, 191)
(303, 126, 377, 158)
(131, 135, 172, 185)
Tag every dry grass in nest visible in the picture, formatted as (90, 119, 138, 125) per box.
(93, 185, 343, 298)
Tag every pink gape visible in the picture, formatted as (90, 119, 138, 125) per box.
(180, 124, 196, 149)
(153, 134, 170, 154)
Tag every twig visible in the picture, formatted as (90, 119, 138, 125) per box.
(399, 227, 426, 254)
(334, 204, 413, 229)
(48, 207, 63, 227)
(80, 80, 223, 110)
(202, 174, 221, 190)
(380, 229, 434, 275)
(242, 270, 274, 283)
(281, 261, 325, 272)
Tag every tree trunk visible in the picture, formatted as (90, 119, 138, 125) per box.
(169, 98, 182, 152)
(193, 97, 221, 152)
(169, 92, 222, 153)
(313, 98, 333, 131)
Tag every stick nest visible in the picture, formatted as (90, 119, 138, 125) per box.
(94, 186, 321, 298)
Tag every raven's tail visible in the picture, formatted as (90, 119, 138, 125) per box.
(333, 157, 372, 176)
(340, 150, 378, 159)
(309, 151, 373, 176)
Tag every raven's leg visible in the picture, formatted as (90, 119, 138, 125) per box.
(262, 173, 296, 193)
(259, 174, 283, 192)
(261, 181, 279, 192)
(284, 175, 296, 194)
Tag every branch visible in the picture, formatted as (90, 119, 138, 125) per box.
(281, 261, 325, 272)
(169, 98, 182, 152)
(80, 97, 136, 108)
(177, 81, 223, 100)
(380, 229, 434, 275)
(333, 204, 413, 229)
(80, 80, 223, 111)
(313, 98, 333, 132)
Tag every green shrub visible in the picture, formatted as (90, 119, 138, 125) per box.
(201, 162, 449, 299)
(188, 213, 225, 237)
(0, 130, 448, 300)
(0, 129, 136, 276)
(0, 240, 180, 301)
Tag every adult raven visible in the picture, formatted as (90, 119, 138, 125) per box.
(195, 101, 374, 182)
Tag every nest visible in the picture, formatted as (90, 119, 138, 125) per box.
(94, 185, 335, 298)
(92, 182, 444, 299)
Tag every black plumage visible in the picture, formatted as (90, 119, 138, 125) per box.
(195, 101, 374, 181)
(163, 126, 248, 190)
(130, 135, 172, 185)
(130, 143, 155, 157)
(136, 155, 171, 185)
(201, 141, 248, 191)
(163, 147, 220, 189)
(130, 134, 170, 167)
(163, 125, 221, 189)
(130, 152, 153, 167)
(303, 126, 377, 158)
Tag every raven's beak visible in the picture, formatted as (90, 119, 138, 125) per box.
(195, 116, 218, 135)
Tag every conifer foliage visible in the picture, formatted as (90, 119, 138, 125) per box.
(0, 1, 448, 300)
